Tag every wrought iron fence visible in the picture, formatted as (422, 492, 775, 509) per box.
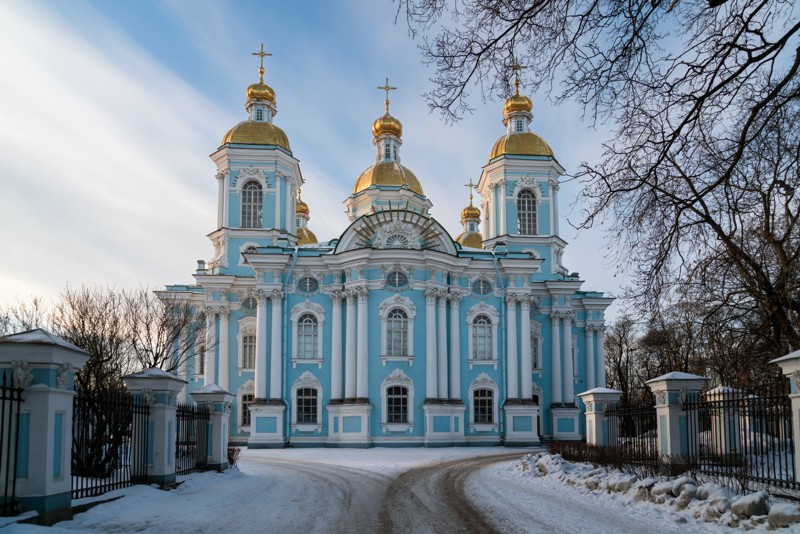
(682, 383, 800, 494)
(72, 389, 150, 499)
(606, 394, 660, 470)
(0, 372, 23, 516)
(175, 403, 209, 476)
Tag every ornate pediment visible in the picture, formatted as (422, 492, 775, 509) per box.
(294, 370, 322, 390)
(383, 368, 412, 386)
(471, 372, 497, 389)
(374, 221, 422, 250)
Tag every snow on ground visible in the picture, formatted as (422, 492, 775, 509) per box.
(4, 447, 800, 533)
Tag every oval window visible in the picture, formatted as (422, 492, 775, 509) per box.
(386, 271, 408, 288)
(297, 277, 319, 293)
(472, 279, 492, 295)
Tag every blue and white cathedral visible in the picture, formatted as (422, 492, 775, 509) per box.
(165, 50, 612, 447)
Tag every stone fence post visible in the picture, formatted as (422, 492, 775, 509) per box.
(577, 388, 622, 447)
(646, 372, 706, 471)
(191, 384, 234, 472)
(123, 369, 186, 487)
(0, 329, 90, 524)
(770, 350, 800, 481)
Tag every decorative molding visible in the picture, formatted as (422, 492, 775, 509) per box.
(294, 370, 322, 390)
(291, 300, 325, 322)
(57, 363, 72, 389)
(512, 176, 542, 200)
(11, 361, 33, 388)
(471, 372, 498, 390)
(466, 302, 500, 323)
(373, 221, 422, 250)
(379, 294, 416, 315)
(233, 166, 267, 191)
(239, 379, 255, 395)
(383, 368, 412, 387)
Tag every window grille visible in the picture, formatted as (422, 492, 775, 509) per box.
(386, 271, 408, 288)
(474, 389, 493, 423)
(472, 279, 492, 295)
(241, 181, 263, 228)
(297, 277, 319, 294)
(297, 314, 318, 359)
(386, 309, 408, 356)
(241, 394, 254, 426)
(387, 386, 408, 423)
(517, 189, 537, 234)
(296, 388, 318, 423)
(242, 335, 256, 369)
(472, 315, 492, 360)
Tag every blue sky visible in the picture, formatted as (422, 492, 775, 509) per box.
(0, 0, 623, 318)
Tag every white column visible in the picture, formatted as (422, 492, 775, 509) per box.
(269, 291, 283, 399)
(519, 297, 533, 399)
(255, 294, 268, 400)
(345, 291, 357, 399)
(586, 326, 596, 390)
(217, 173, 224, 228)
(284, 179, 293, 231)
(204, 309, 216, 386)
(499, 181, 507, 235)
(217, 309, 230, 391)
(597, 324, 606, 388)
(356, 287, 369, 399)
(553, 180, 560, 236)
(482, 201, 489, 238)
(425, 289, 438, 399)
(223, 173, 229, 228)
(330, 292, 343, 400)
(488, 186, 496, 238)
(448, 295, 461, 399)
(550, 312, 562, 404)
(506, 296, 519, 400)
(437, 294, 448, 399)
(273, 179, 281, 230)
(562, 313, 574, 404)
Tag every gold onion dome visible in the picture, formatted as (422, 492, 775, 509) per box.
(372, 113, 403, 138)
(296, 198, 310, 215)
(353, 161, 423, 195)
(462, 204, 481, 220)
(246, 81, 275, 103)
(489, 132, 553, 160)
(457, 232, 484, 249)
(297, 227, 317, 246)
(221, 121, 291, 151)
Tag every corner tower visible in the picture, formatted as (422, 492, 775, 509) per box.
(207, 44, 304, 274)
(345, 79, 432, 221)
(476, 66, 568, 275)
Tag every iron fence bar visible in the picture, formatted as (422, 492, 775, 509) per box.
(1, 372, 23, 516)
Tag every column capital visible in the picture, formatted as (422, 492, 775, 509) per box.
(552, 309, 574, 321)
(447, 291, 464, 303)
(425, 288, 439, 304)
(330, 290, 345, 304)
(586, 322, 606, 332)
(270, 289, 284, 302)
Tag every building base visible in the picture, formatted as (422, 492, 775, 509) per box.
(422, 401, 466, 447)
(503, 402, 541, 446)
(247, 402, 286, 448)
(550, 404, 581, 440)
(326, 402, 372, 447)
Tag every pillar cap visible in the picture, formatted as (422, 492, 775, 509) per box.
(124, 368, 187, 394)
(191, 384, 234, 405)
(771, 350, 800, 375)
(0, 328, 90, 369)
(578, 387, 622, 396)
(646, 371, 706, 391)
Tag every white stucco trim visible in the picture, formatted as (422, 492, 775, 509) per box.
(468, 372, 499, 432)
(238, 242, 260, 266)
(236, 316, 257, 373)
(381, 368, 414, 433)
(290, 300, 325, 368)
(291, 371, 323, 433)
(531, 319, 543, 374)
(379, 294, 416, 366)
(466, 302, 499, 370)
(238, 379, 255, 431)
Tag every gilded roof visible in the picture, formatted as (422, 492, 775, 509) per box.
(246, 82, 275, 103)
(353, 161, 424, 195)
(489, 132, 554, 161)
(504, 93, 532, 115)
(461, 204, 480, 220)
(297, 227, 317, 245)
(456, 232, 483, 249)
(372, 113, 403, 138)
(221, 121, 291, 151)
(296, 199, 310, 215)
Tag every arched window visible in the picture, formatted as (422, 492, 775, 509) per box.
(386, 385, 409, 423)
(242, 334, 256, 369)
(472, 315, 492, 360)
(473, 388, 494, 423)
(517, 189, 537, 235)
(386, 309, 408, 357)
(296, 313, 318, 359)
(241, 181, 263, 228)
(296, 387, 318, 423)
(241, 393, 254, 426)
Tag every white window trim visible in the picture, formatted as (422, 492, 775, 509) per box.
(531, 319, 543, 376)
(572, 333, 579, 378)
(238, 379, 255, 431)
(194, 344, 205, 379)
(290, 300, 325, 368)
(379, 295, 416, 366)
(381, 369, 414, 433)
(237, 316, 257, 374)
(468, 372, 499, 432)
(466, 303, 499, 370)
(238, 242, 260, 266)
(291, 371, 323, 433)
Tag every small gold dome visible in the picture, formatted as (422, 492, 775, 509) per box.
(296, 198, 310, 215)
(297, 227, 317, 245)
(489, 132, 554, 160)
(461, 204, 481, 220)
(353, 161, 423, 195)
(222, 121, 291, 151)
(372, 113, 403, 138)
(246, 82, 275, 103)
(504, 93, 532, 115)
(457, 232, 483, 249)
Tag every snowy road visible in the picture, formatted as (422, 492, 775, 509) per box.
(10, 447, 739, 533)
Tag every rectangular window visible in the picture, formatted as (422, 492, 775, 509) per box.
(531, 330, 541, 370)
(241, 394, 254, 426)
(474, 389, 493, 423)
(196, 345, 205, 376)
(387, 386, 408, 423)
(297, 388, 318, 423)
(242, 335, 256, 369)
(384, 144, 391, 160)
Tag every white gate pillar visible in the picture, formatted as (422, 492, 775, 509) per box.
(191, 385, 234, 472)
(770, 350, 800, 481)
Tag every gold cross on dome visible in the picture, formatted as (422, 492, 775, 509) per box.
(465, 178, 477, 205)
(377, 77, 397, 113)
(511, 57, 526, 94)
(251, 43, 272, 83)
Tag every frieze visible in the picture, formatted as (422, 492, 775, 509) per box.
(373, 221, 422, 250)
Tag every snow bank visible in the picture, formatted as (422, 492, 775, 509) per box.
(517, 452, 800, 531)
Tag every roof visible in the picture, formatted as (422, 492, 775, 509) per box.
(0, 328, 88, 354)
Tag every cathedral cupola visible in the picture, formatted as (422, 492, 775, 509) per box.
(456, 179, 484, 249)
(221, 43, 291, 152)
(295, 188, 317, 245)
(489, 64, 553, 161)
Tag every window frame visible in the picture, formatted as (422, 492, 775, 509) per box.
(291, 371, 323, 433)
(531, 320, 543, 374)
(466, 303, 499, 369)
(241, 181, 263, 228)
(238, 379, 255, 430)
(379, 295, 416, 366)
(517, 188, 537, 235)
(290, 301, 325, 368)
(468, 373, 499, 432)
(237, 316, 257, 373)
(381, 369, 414, 433)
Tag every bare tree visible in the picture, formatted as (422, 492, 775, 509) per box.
(0, 296, 51, 336)
(400, 0, 800, 356)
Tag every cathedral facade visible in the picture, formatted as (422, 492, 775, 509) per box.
(166, 53, 612, 448)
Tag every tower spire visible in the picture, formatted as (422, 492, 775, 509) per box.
(377, 77, 397, 114)
(511, 57, 526, 96)
(465, 178, 476, 206)
(251, 43, 272, 83)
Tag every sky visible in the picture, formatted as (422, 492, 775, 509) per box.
(0, 0, 623, 319)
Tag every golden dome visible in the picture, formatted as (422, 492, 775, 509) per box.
(296, 198, 309, 215)
(246, 81, 275, 103)
(504, 93, 532, 115)
(461, 204, 481, 220)
(489, 132, 554, 160)
(372, 113, 403, 138)
(457, 232, 483, 249)
(297, 227, 317, 246)
(222, 121, 291, 151)
(353, 161, 423, 195)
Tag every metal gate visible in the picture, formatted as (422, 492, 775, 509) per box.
(175, 403, 209, 475)
(0, 372, 23, 516)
